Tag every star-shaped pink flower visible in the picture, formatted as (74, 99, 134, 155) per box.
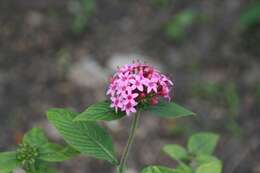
(122, 101, 137, 115)
(144, 77, 158, 93)
(111, 97, 123, 112)
(129, 75, 145, 91)
(106, 83, 117, 96)
(122, 91, 138, 105)
(117, 85, 132, 96)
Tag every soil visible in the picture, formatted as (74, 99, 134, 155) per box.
(0, 0, 259, 173)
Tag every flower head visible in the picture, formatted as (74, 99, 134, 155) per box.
(16, 143, 39, 166)
(107, 62, 173, 115)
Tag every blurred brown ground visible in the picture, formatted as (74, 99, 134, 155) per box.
(0, 0, 259, 173)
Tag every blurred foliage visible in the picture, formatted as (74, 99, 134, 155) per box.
(167, 121, 188, 137)
(192, 82, 240, 116)
(164, 10, 196, 41)
(239, 1, 260, 28)
(226, 119, 242, 138)
(256, 84, 260, 104)
(56, 48, 71, 78)
(188, 60, 201, 73)
(142, 132, 222, 173)
(192, 82, 242, 137)
(192, 83, 221, 101)
(151, 0, 171, 9)
(239, 1, 260, 56)
(69, 0, 96, 34)
(224, 83, 240, 116)
(240, 23, 260, 56)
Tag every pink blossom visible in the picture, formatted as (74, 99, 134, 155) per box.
(106, 83, 117, 95)
(106, 62, 173, 115)
(129, 75, 145, 91)
(162, 74, 173, 85)
(118, 85, 132, 97)
(123, 91, 138, 105)
(111, 97, 123, 112)
(118, 72, 130, 86)
(145, 77, 158, 93)
(122, 102, 137, 115)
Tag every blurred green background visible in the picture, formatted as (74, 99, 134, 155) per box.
(0, 0, 259, 172)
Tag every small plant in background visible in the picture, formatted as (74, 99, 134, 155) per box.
(239, 0, 260, 56)
(142, 132, 222, 173)
(56, 48, 71, 78)
(192, 82, 240, 116)
(224, 83, 240, 117)
(192, 82, 242, 137)
(256, 84, 260, 105)
(0, 128, 77, 173)
(0, 62, 225, 173)
(151, 0, 171, 9)
(239, 1, 260, 28)
(164, 9, 196, 41)
(68, 0, 96, 34)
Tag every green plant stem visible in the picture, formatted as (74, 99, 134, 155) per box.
(26, 163, 36, 173)
(118, 111, 141, 173)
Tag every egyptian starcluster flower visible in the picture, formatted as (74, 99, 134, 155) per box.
(107, 63, 173, 115)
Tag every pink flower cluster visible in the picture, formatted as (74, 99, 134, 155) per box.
(107, 63, 173, 115)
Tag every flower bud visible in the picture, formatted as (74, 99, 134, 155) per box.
(139, 92, 146, 98)
(150, 96, 158, 105)
(16, 143, 39, 167)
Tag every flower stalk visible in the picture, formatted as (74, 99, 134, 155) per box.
(117, 111, 141, 173)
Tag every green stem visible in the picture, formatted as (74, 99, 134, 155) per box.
(117, 111, 141, 173)
(25, 162, 36, 173)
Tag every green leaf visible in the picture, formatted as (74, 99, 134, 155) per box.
(195, 154, 219, 165)
(163, 144, 188, 161)
(47, 108, 118, 165)
(147, 101, 195, 118)
(0, 152, 20, 173)
(195, 160, 222, 173)
(74, 101, 125, 122)
(141, 165, 178, 173)
(23, 128, 49, 147)
(39, 143, 78, 162)
(188, 132, 219, 155)
(175, 164, 193, 173)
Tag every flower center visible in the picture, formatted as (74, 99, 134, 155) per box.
(126, 102, 132, 109)
(122, 76, 127, 81)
